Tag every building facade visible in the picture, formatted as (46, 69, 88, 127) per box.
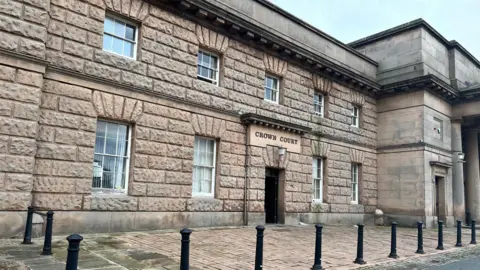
(1, 0, 480, 237)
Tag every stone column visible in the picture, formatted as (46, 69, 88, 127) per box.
(465, 130, 480, 219)
(451, 118, 465, 221)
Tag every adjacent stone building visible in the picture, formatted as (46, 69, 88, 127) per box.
(1, 0, 480, 236)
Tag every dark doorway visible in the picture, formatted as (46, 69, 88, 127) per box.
(435, 176, 446, 222)
(265, 168, 279, 224)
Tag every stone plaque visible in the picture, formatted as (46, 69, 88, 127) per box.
(248, 125, 301, 153)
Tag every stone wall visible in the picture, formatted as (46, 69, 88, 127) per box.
(453, 48, 480, 88)
(0, 0, 379, 234)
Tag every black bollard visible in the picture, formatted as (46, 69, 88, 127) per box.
(415, 221, 425, 254)
(180, 228, 192, 270)
(65, 234, 83, 270)
(353, 224, 366, 264)
(471, 219, 477, 245)
(22, 206, 34, 244)
(255, 225, 265, 270)
(41, 211, 54, 255)
(312, 224, 323, 270)
(466, 211, 471, 227)
(388, 222, 398, 258)
(455, 220, 462, 247)
(436, 220, 444, 250)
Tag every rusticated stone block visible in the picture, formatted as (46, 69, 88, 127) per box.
(0, 81, 40, 104)
(165, 171, 192, 185)
(33, 177, 76, 193)
(186, 198, 223, 211)
(0, 14, 47, 42)
(36, 143, 77, 161)
(150, 130, 192, 146)
(63, 39, 93, 59)
(16, 70, 42, 87)
(5, 174, 32, 192)
(13, 103, 39, 121)
(143, 103, 191, 122)
(138, 197, 186, 211)
(130, 182, 146, 196)
(46, 50, 85, 72)
(84, 62, 121, 82)
(147, 183, 181, 197)
(0, 192, 31, 210)
(133, 168, 165, 183)
(65, 11, 102, 34)
(137, 114, 167, 130)
(248, 201, 263, 212)
(75, 178, 91, 194)
(285, 202, 309, 212)
(0, 31, 18, 51)
(224, 200, 243, 211)
(83, 195, 138, 211)
(78, 147, 94, 162)
(166, 145, 193, 159)
(148, 156, 182, 171)
(52, 161, 92, 178)
(168, 119, 194, 135)
(0, 136, 7, 153)
(121, 71, 153, 89)
(330, 204, 350, 213)
(43, 80, 92, 100)
(33, 194, 82, 210)
(58, 97, 96, 117)
(135, 140, 166, 155)
(0, 155, 34, 173)
(9, 138, 36, 156)
(55, 128, 94, 146)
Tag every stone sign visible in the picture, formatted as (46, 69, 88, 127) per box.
(248, 125, 301, 153)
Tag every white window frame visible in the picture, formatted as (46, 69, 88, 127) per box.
(351, 164, 359, 204)
(92, 119, 132, 194)
(314, 92, 324, 117)
(351, 106, 359, 127)
(264, 75, 280, 103)
(197, 50, 219, 86)
(312, 158, 323, 202)
(103, 14, 138, 59)
(192, 136, 217, 197)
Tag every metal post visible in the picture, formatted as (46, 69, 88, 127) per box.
(436, 220, 444, 250)
(180, 228, 192, 270)
(456, 220, 462, 247)
(415, 222, 425, 254)
(312, 224, 323, 270)
(388, 222, 398, 258)
(466, 211, 471, 227)
(255, 225, 265, 270)
(65, 234, 83, 270)
(41, 211, 54, 255)
(22, 206, 34, 244)
(471, 219, 477, 245)
(353, 224, 366, 264)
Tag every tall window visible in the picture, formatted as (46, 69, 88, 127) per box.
(197, 50, 219, 85)
(103, 15, 137, 59)
(314, 92, 324, 116)
(193, 137, 216, 197)
(351, 106, 359, 127)
(312, 158, 323, 202)
(264, 75, 279, 103)
(351, 164, 359, 204)
(92, 120, 130, 193)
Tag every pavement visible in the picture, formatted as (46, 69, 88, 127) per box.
(0, 224, 478, 269)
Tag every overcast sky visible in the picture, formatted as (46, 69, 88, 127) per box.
(270, 0, 480, 59)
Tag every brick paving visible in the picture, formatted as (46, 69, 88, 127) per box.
(0, 224, 477, 269)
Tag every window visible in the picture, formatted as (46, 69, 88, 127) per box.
(264, 75, 279, 103)
(351, 106, 359, 127)
(193, 137, 217, 197)
(103, 15, 137, 59)
(351, 164, 359, 204)
(92, 120, 131, 193)
(197, 50, 219, 85)
(314, 92, 324, 116)
(312, 158, 323, 202)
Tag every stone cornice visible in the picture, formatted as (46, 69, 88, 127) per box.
(377, 141, 452, 155)
(380, 74, 459, 102)
(430, 161, 452, 168)
(0, 48, 48, 73)
(240, 113, 311, 135)
(150, 0, 381, 96)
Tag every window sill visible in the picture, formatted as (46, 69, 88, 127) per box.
(102, 49, 136, 61)
(350, 201, 358, 205)
(312, 200, 325, 205)
(263, 99, 279, 105)
(91, 190, 128, 197)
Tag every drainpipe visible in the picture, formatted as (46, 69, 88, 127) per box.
(243, 122, 249, 226)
